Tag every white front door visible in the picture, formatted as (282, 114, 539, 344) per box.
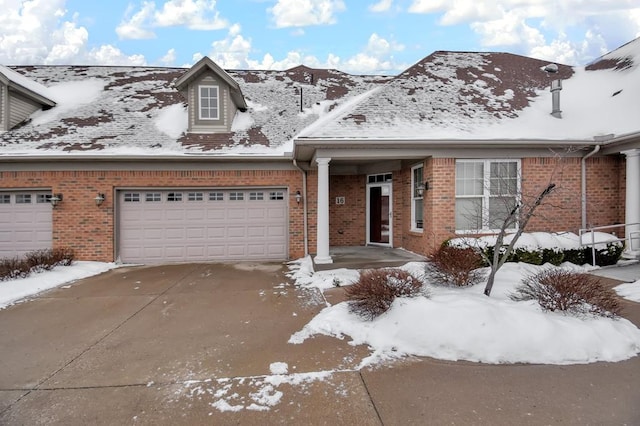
(366, 183, 392, 246)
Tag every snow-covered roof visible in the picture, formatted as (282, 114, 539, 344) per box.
(301, 39, 640, 141)
(0, 64, 55, 107)
(1, 37, 639, 159)
(0, 64, 388, 157)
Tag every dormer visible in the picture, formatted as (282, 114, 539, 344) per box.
(0, 65, 56, 132)
(175, 57, 247, 134)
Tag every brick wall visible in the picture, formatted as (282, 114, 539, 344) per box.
(329, 175, 366, 246)
(0, 168, 305, 262)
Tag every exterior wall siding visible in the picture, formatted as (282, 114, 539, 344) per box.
(8, 92, 40, 129)
(0, 169, 305, 262)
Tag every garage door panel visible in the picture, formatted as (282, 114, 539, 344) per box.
(0, 191, 52, 258)
(119, 189, 287, 263)
(268, 226, 286, 237)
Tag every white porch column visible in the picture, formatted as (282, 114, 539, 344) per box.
(315, 157, 333, 264)
(624, 149, 640, 254)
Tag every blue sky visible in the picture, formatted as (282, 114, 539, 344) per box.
(1, 0, 639, 74)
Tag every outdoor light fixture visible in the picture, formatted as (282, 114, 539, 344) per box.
(50, 193, 63, 207)
(295, 191, 302, 204)
(94, 193, 105, 206)
(417, 181, 429, 197)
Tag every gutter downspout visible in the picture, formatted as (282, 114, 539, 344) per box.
(581, 145, 601, 229)
(293, 159, 309, 256)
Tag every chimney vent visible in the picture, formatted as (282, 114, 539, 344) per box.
(550, 79, 562, 118)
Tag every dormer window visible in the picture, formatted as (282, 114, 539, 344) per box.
(175, 57, 248, 134)
(199, 85, 219, 120)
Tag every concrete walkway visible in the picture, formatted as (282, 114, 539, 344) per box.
(0, 262, 639, 425)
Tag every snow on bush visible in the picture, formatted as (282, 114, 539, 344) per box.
(512, 269, 622, 318)
(449, 231, 623, 267)
(345, 268, 425, 320)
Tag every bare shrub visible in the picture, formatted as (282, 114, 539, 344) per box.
(0, 257, 30, 281)
(26, 249, 57, 271)
(512, 269, 622, 318)
(51, 247, 75, 266)
(346, 268, 424, 320)
(0, 247, 75, 280)
(426, 245, 483, 287)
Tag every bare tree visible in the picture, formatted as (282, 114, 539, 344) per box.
(483, 182, 556, 296)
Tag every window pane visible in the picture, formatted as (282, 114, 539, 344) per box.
(269, 192, 284, 200)
(167, 192, 183, 202)
(456, 162, 483, 196)
(490, 162, 517, 195)
(124, 193, 140, 202)
(209, 192, 224, 201)
(455, 198, 483, 230)
(413, 166, 423, 198)
(16, 194, 31, 204)
(414, 199, 423, 229)
(489, 196, 518, 229)
(230, 192, 244, 201)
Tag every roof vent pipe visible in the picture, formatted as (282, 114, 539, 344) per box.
(550, 79, 562, 118)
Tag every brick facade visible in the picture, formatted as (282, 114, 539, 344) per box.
(0, 168, 305, 262)
(0, 153, 627, 263)
(326, 155, 625, 257)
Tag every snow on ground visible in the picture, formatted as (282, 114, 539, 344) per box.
(289, 261, 640, 366)
(0, 261, 119, 309)
(615, 280, 640, 302)
(179, 370, 335, 413)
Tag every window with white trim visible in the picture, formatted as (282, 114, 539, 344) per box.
(199, 85, 219, 120)
(411, 164, 424, 231)
(455, 160, 520, 232)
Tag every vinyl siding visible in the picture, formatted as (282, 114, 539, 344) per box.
(9, 91, 40, 129)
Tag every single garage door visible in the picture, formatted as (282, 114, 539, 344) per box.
(118, 189, 288, 263)
(0, 191, 53, 258)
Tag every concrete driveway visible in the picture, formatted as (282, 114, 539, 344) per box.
(1, 263, 639, 425)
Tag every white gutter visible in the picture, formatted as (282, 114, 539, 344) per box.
(292, 159, 309, 257)
(581, 144, 601, 229)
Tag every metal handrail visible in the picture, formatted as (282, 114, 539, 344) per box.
(579, 222, 640, 266)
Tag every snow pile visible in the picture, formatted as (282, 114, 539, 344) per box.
(0, 261, 119, 309)
(449, 231, 585, 251)
(288, 261, 640, 365)
(286, 256, 360, 290)
(615, 281, 640, 302)
(30, 80, 105, 126)
(154, 103, 188, 138)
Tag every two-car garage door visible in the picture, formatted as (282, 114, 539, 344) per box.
(118, 189, 288, 264)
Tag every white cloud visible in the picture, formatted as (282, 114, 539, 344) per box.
(116, 2, 156, 40)
(159, 48, 177, 65)
(116, 0, 228, 40)
(154, 0, 228, 30)
(408, 0, 640, 65)
(270, 0, 346, 28)
(341, 33, 405, 73)
(87, 45, 147, 66)
(369, 0, 393, 13)
(0, 0, 82, 64)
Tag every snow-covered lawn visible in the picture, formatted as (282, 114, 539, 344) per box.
(288, 259, 640, 366)
(0, 261, 118, 309)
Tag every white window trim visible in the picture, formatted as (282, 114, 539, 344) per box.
(411, 163, 424, 232)
(198, 85, 220, 121)
(455, 159, 521, 234)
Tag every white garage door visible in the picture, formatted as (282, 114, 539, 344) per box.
(0, 191, 53, 258)
(118, 189, 288, 263)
